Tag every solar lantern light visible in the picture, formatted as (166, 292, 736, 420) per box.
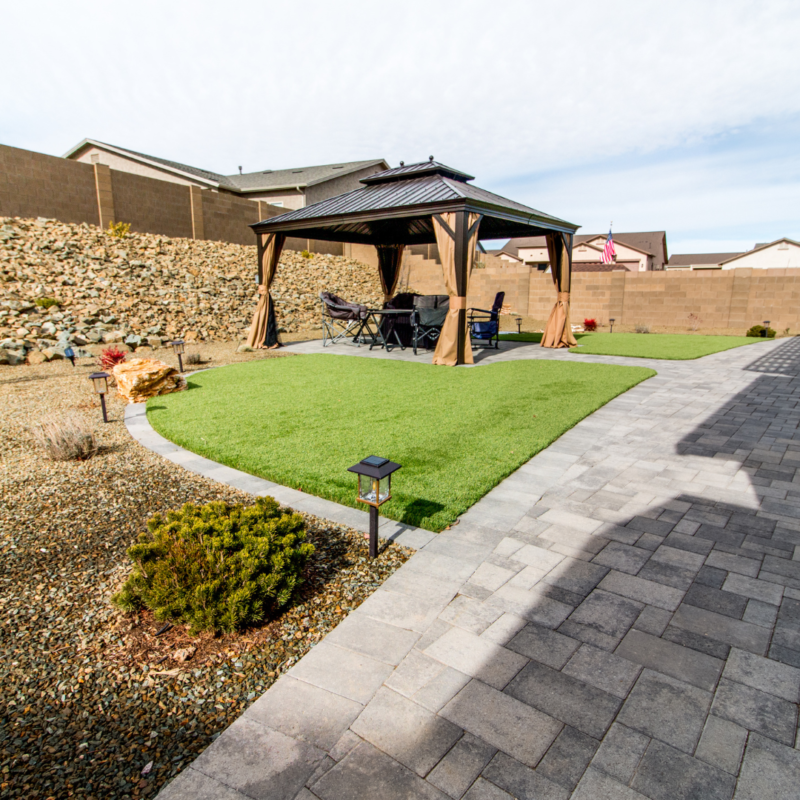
(609, 317, 616, 333)
(64, 346, 75, 367)
(515, 317, 522, 334)
(348, 456, 401, 558)
(89, 371, 111, 423)
(171, 340, 186, 372)
(763, 321, 771, 338)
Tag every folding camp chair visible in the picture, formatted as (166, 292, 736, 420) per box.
(412, 295, 450, 354)
(469, 291, 505, 350)
(319, 292, 370, 347)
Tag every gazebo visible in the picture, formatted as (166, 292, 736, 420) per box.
(246, 159, 579, 365)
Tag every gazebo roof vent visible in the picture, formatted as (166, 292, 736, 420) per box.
(361, 160, 475, 186)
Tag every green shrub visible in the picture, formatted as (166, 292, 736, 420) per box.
(112, 497, 314, 633)
(107, 221, 131, 238)
(300, 249, 312, 259)
(746, 325, 776, 338)
(35, 297, 60, 309)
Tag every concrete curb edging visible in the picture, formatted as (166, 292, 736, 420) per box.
(124, 402, 436, 551)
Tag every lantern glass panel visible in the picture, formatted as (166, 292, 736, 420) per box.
(93, 376, 108, 394)
(378, 475, 391, 504)
(358, 473, 376, 504)
(173, 341, 185, 355)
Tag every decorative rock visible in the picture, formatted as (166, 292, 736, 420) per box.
(0, 348, 10, 365)
(146, 336, 162, 348)
(112, 358, 187, 404)
(41, 348, 64, 361)
(102, 330, 125, 344)
(27, 351, 47, 365)
(125, 334, 142, 347)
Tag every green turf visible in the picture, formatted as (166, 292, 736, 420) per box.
(147, 354, 654, 532)
(499, 331, 764, 359)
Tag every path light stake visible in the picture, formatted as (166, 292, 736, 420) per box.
(171, 340, 185, 372)
(609, 318, 615, 333)
(89, 371, 110, 423)
(348, 456, 402, 558)
(515, 317, 522, 334)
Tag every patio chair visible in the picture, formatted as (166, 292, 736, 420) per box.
(319, 292, 369, 347)
(412, 295, 450, 354)
(469, 291, 505, 350)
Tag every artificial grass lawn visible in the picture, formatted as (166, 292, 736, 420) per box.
(147, 354, 654, 532)
(501, 331, 764, 360)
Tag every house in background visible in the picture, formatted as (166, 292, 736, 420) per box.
(499, 231, 669, 272)
(667, 239, 800, 270)
(63, 139, 389, 210)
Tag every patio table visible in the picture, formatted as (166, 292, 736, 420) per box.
(357, 308, 410, 352)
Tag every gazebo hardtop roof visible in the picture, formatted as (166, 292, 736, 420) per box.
(251, 159, 579, 246)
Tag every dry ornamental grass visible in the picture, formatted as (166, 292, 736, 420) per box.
(32, 415, 97, 461)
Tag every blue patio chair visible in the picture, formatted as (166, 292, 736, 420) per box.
(469, 291, 505, 350)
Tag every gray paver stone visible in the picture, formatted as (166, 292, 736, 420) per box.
(632, 605, 673, 636)
(590, 722, 650, 784)
(485, 585, 573, 629)
(481, 752, 569, 800)
(614, 628, 724, 692)
(325, 612, 420, 665)
(670, 605, 771, 655)
(424, 626, 528, 689)
(722, 572, 784, 605)
(598, 570, 684, 610)
(567, 589, 643, 638)
(562, 644, 642, 698)
(440, 679, 563, 768)
(734, 732, 800, 800)
(572, 768, 649, 800)
(506, 623, 581, 669)
(190, 717, 325, 800)
(617, 669, 712, 754)
(723, 647, 800, 702)
(288, 642, 394, 704)
(593, 541, 652, 574)
(157, 768, 251, 800)
(535, 725, 598, 790)
(312, 741, 449, 800)
(426, 732, 497, 799)
(505, 660, 622, 739)
(631, 739, 736, 800)
(694, 715, 747, 775)
(350, 687, 462, 777)
(711, 678, 798, 745)
(461, 778, 514, 800)
(245, 677, 363, 751)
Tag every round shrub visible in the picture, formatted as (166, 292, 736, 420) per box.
(112, 497, 315, 634)
(746, 325, 776, 338)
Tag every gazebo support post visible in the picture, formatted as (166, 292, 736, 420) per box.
(454, 211, 469, 366)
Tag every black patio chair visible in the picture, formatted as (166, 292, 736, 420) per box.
(469, 291, 505, 350)
(319, 292, 369, 347)
(412, 295, 450, 354)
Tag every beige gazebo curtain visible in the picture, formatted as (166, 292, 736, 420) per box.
(376, 244, 405, 302)
(432, 212, 482, 366)
(541, 232, 577, 349)
(246, 233, 286, 349)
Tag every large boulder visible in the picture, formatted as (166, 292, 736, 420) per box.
(112, 358, 187, 404)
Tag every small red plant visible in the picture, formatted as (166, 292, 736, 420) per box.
(583, 318, 597, 332)
(100, 346, 127, 371)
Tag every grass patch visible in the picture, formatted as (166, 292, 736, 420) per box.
(500, 331, 765, 360)
(147, 354, 654, 531)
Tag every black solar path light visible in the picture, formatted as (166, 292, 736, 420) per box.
(171, 340, 185, 372)
(515, 317, 522, 334)
(348, 456, 402, 558)
(763, 321, 771, 338)
(609, 318, 616, 333)
(89, 371, 111, 423)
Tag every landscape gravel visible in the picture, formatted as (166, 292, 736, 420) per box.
(0, 349, 411, 799)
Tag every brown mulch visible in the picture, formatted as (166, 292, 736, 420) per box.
(0, 346, 411, 800)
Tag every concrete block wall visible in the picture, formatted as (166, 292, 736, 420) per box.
(406, 250, 800, 330)
(0, 143, 99, 225)
(112, 169, 194, 240)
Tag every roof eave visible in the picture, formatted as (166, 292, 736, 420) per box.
(305, 160, 389, 188)
(61, 138, 222, 190)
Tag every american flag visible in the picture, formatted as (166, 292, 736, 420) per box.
(601, 230, 616, 264)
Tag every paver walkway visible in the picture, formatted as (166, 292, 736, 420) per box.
(155, 336, 800, 800)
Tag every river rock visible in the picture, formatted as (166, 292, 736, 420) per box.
(112, 358, 187, 404)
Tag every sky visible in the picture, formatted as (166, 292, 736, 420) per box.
(2, 0, 799, 255)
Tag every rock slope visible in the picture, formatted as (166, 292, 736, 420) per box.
(0, 217, 383, 364)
